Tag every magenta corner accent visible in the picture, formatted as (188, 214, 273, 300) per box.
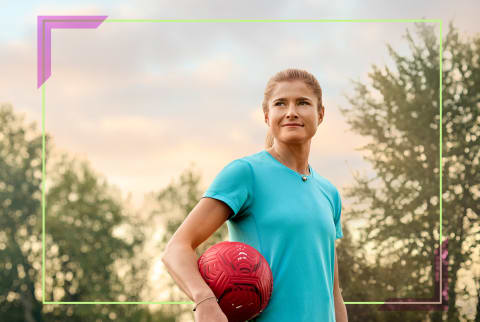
(378, 239, 449, 312)
(37, 15, 108, 88)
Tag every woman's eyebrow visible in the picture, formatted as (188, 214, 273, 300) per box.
(273, 97, 312, 102)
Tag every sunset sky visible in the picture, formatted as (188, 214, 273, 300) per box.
(4, 1, 479, 211)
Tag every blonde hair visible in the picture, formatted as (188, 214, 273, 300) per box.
(262, 68, 324, 149)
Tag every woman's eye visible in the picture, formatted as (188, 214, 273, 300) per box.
(275, 101, 309, 106)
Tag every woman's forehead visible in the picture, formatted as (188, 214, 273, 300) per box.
(271, 81, 316, 100)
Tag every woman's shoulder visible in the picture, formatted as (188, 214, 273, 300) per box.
(313, 173, 340, 196)
(240, 150, 266, 162)
(229, 150, 266, 167)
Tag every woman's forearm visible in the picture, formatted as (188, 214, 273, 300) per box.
(161, 243, 216, 303)
(334, 291, 348, 322)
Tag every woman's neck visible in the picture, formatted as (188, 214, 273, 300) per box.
(267, 144, 310, 175)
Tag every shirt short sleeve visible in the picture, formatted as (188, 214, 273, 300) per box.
(202, 159, 253, 221)
(333, 187, 343, 240)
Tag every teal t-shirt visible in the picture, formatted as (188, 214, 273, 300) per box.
(202, 149, 343, 322)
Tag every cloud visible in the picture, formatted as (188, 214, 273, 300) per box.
(2, 0, 479, 213)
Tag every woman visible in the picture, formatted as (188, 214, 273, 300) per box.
(162, 68, 348, 322)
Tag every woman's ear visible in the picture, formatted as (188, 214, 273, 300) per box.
(318, 105, 324, 125)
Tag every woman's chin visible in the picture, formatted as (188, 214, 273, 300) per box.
(278, 135, 308, 144)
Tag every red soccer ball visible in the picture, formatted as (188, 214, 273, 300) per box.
(197, 241, 273, 322)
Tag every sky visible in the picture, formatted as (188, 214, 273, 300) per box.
(2, 1, 480, 317)
(4, 1, 480, 210)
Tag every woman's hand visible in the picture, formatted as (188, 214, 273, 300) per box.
(194, 299, 228, 322)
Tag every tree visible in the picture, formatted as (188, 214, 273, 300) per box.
(0, 103, 161, 321)
(44, 153, 151, 320)
(0, 103, 47, 321)
(147, 164, 229, 321)
(339, 22, 479, 321)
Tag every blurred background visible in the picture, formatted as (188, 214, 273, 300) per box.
(1, 1, 479, 321)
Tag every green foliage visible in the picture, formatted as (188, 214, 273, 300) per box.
(0, 103, 49, 322)
(44, 153, 151, 320)
(0, 104, 157, 321)
(151, 162, 228, 257)
(339, 22, 480, 321)
(0, 104, 227, 321)
(147, 163, 228, 321)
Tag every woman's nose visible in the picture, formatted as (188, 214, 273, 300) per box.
(286, 104, 299, 116)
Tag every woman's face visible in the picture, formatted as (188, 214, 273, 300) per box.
(264, 80, 323, 145)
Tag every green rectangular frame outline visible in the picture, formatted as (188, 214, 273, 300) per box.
(41, 18, 443, 305)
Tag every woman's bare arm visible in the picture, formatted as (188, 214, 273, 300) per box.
(161, 197, 232, 302)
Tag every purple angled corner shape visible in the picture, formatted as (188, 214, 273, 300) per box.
(37, 15, 108, 88)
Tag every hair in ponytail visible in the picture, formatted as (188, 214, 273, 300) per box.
(262, 68, 324, 149)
